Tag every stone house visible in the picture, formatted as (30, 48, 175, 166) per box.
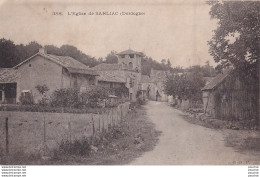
(2, 48, 98, 104)
(138, 75, 151, 101)
(92, 49, 143, 101)
(149, 69, 170, 102)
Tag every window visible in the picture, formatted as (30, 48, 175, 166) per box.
(129, 62, 133, 69)
(73, 77, 77, 88)
(29, 64, 31, 67)
(110, 82, 114, 88)
(129, 93, 133, 100)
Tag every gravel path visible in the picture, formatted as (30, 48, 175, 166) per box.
(130, 101, 259, 165)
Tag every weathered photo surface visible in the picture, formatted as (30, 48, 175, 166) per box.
(0, 0, 259, 166)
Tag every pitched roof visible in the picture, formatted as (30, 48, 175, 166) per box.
(203, 77, 215, 84)
(140, 75, 150, 83)
(202, 68, 232, 91)
(92, 63, 121, 71)
(14, 52, 98, 76)
(66, 67, 98, 76)
(97, 71, 126, 83)
(117, 49, 144, 56)
(0, 68, 18, 83)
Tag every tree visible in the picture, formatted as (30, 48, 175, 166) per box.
(25, 41, 42, 58)
(167, 59, 172, 69)
(161, 59, 166, 65)
(0, 38, 17, 67)
(164, 70, 205, 102)
(45, 45, 62, 55)
(104, 50, 118, 64)
(208, 1, 259, 82)
(81, 86, 110, 108)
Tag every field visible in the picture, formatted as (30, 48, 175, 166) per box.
(0, 103, 129, 157)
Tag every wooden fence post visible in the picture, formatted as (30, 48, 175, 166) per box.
(98, 113, 101, 132)
(92, 114, 95, 137)
(111, 108, 114, 127)
(121, 105, 123, 119)
(5, 117, 9, 154)
(103, 113, 105, 132)
(43, 116, 47, 155)
(68, 117, 72, 144)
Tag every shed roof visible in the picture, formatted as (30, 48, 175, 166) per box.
(97, 71, 126, 83)
(0, 68, 18, 83)
(92, 63, 121, 71)
(14, 52, 98, 76)
(201, 68, 232, 91)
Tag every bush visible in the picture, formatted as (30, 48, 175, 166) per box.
(81, 86, 110, 108)
(136, 98, 146, 106)
(50, 88, 80, 108)
(19, 92, 34, 105)
(35, 84, 50, 106)
(38, 98, 49, 106)
(58, 138, 91, 156)
(114, 85, 129, 98)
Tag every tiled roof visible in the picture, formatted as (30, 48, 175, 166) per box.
(117, 49, 144, 56)
(92, 63, 121, 71)
(140, 75, 150, 83)
(66, 67, 98, 76)
(0, 68, 18, 83)
(97, 71, 126, 83)
(202, 68, 232, 91)
(14, 52, 98, 76)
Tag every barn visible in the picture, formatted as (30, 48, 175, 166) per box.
(202, 68, 259, 123)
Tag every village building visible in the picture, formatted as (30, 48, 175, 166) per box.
(0, 48, 98, 104)
(92, 49, 143, 101)
(149, 69, 170, 102)
(138, 75, 151, 101)
(202, 68, 259, 122)
(0, 68, 18, 104)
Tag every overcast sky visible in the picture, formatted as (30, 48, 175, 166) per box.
(0, 0, 218, 67)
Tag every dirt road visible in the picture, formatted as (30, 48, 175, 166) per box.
(130, 101, 260, 165)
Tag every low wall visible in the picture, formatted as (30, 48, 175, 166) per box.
(0, 102, 130, 155)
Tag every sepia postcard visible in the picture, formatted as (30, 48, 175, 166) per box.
(0, 0, 259, 176)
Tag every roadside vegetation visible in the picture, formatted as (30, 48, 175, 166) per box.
(0, 104, 161, 165)
(0, 85, 129, 113)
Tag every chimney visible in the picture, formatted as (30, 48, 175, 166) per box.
(39, 48, 47, 54)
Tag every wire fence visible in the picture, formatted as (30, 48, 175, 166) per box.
(0, 102, 130, 155)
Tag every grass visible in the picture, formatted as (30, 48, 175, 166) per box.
(224, 130, 260, 157)
(0, 106, 161, 165)
(0, 104, 110, 114)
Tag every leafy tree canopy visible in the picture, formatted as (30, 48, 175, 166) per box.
(104, 50, 118, 64)
(208, 1, 259, 81)
(0, 39, 100, 68)
(164, 69, 206, 102)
